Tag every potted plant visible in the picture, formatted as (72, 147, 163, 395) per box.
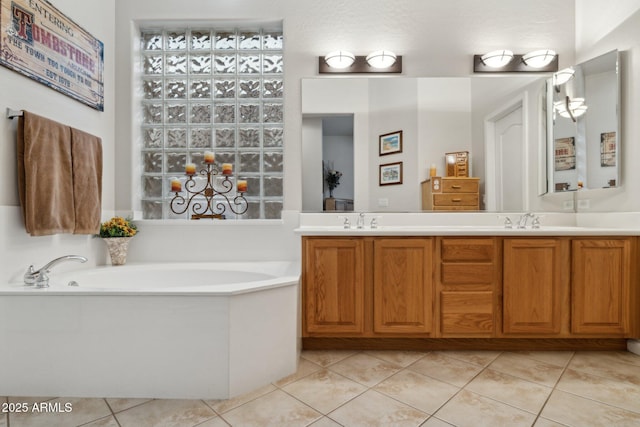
(325, 169, 343, 198)
(99, 217, 138, 265)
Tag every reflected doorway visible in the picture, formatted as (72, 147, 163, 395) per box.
(301, 115, 354, 212)
(322, 116, 354, 211)
(485, 96, 527, 211)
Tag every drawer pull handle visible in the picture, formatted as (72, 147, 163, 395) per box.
(452, 198, 462, 202)
(451, 185, 462, 189)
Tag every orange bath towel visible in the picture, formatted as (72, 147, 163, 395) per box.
(17, 111, 103, 236)
(71, 128, 102, 234)
(17, 111, 75, 236)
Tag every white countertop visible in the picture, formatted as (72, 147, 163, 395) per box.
(296, 212, 640, 236)
(294, 225, 640, 236)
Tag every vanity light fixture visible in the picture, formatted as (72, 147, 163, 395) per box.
(324, 51, 356, 69)
(522, 49, 557, 68)
(480, 50, 514, 68)
(319, 51, 402, 74)
(366, 50, 397, 68)
(474, 49, 558, 73)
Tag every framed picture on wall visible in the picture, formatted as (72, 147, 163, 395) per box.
(600, 131, 616, 167)
(379, 162, 403, 186)
(379, 130, 403, 156)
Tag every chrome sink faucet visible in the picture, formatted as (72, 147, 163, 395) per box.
(517, 212, 536, 229)
(24, 255, 88, 288)
(357, 212, 366, 229)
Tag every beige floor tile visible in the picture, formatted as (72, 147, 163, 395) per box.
(80, 415, 120, 427)
(301, 350, 357, 367)
(114, 399, 216, 427)
(374, 369, 459, 415)
(309, 416, 343, 426)
(105, 398, 153, 413)
(365, 350, 428, 367)
(221, 389, 321, 427)
(465, 368, 552, 414)
(274, 357, 324, 387)
(205, 383, 276, 414)
(569, 352, 640, 385)
(433, 350, 501, 367)
(557, 368, 640, 413)
(1, 413, 6, 427)
(408, 352, 483, 387)
(282, 369, 366, 414)
(489, 352, 565, 387)
(434, 389, 536, 427)
(9, 398, 111, 427)
(512, 350, 574, 367)
(193, 417, 230, 427)
(540, 389, 640, 426)
(7, 397, 56, 405)
(329, 353, 403, 387)
(533, 417, 569, 427)
(329, 389, 428, 427)
(421, 417, 455, 426)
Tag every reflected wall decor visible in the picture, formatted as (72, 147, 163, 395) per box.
(379, 162, 403, 186)
(554, 137, 576, 171)
(600, 132, 616, 167)
(379, 130, 402, 156)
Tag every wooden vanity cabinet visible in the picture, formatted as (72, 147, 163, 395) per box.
(302, 238, 366, 335)
(302, 237, 434, 337)
(302, 235, 638, 345)
(502, 238, 570, 336)
(436, 238, 499, 337)
(373, 238, 433, 335)
(571, 238, 637, 336)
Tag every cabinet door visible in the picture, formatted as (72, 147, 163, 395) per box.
(572, 239, 632, 335)
(303, 238, 365, 335)
(373, 239, 433, 335)
(503, 239, 569, 335)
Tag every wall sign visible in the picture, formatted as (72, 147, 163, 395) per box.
(0, 0, 104, 111)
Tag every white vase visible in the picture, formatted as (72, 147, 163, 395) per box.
(103, 237, 133, 266)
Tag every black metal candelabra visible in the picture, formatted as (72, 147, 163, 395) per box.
(169, 163, 248, 219)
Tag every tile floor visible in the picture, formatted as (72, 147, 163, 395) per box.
(3, 349, 640, 426)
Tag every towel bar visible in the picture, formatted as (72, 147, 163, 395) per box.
(6, 108, 23, 119)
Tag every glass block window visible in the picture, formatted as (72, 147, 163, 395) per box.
(140, 28, 284, 219)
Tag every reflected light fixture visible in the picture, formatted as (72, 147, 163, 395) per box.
(366, 50, 397, 68)
(554, 96, 588, 122)
(480, 49, 514, 67)
(522, 49, 557, 68)
(553, 67, 575, 87)
(324, 51, 355, 69)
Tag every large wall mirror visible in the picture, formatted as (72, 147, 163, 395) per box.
(548, 50, 620, 193)
(301, 76, 559, 213)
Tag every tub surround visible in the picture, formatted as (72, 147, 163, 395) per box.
(0, 262, 300, 399)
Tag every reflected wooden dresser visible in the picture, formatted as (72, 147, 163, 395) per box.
(421, 177, 480, 210)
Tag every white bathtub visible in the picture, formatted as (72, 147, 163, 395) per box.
(0, 262, 300, 399)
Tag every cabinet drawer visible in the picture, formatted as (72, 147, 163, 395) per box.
(441, 239, 495, 262)
(441, 291, 493, 334)
(441, 263, 495, 285)
(433, 194, 479, 206)
(441, 179, 479, 193)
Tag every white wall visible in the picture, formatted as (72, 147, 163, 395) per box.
(0, 0, 116, 282)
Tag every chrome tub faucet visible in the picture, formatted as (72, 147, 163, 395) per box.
(24, 255, 88, 288)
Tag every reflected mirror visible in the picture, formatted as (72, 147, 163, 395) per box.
(549, 50, 620, 192)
